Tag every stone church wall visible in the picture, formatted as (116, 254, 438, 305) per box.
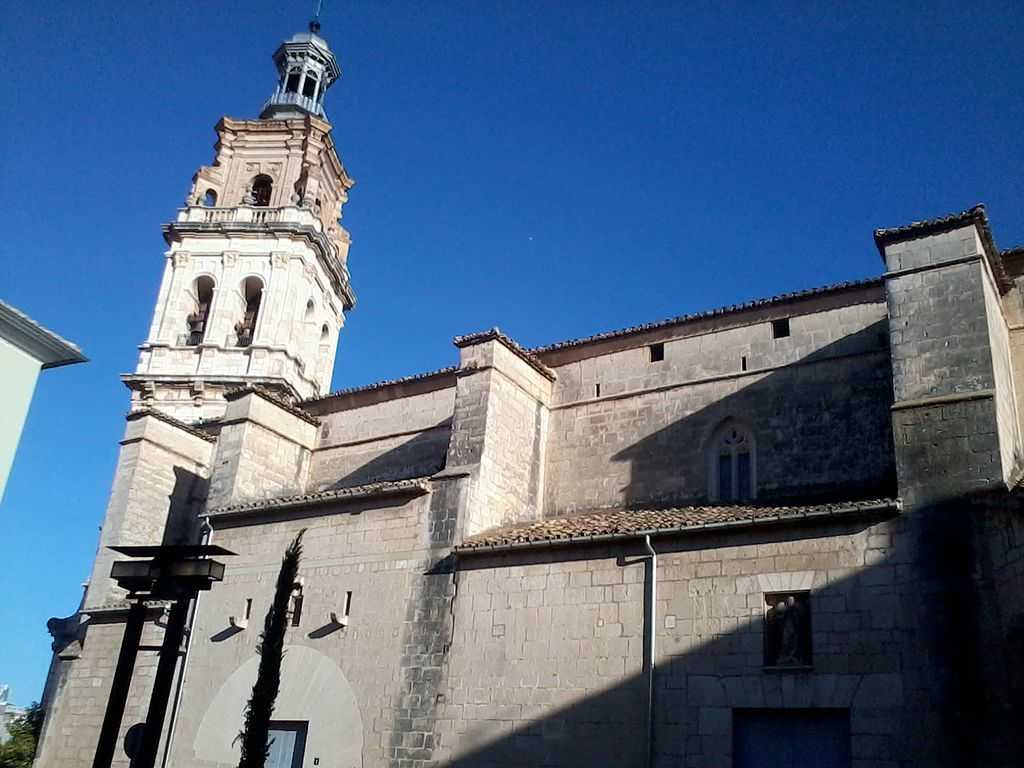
(308, 384, 456, 490)
(543, 300, 895, 514)
(439, 514, 908, 767)
(168, 492, 443, 768)
(34, 616, 168, 768)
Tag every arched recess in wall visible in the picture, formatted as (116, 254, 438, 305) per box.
(234, 276, 263, 347)
(304, 299, 316, 322)
(186, 275, 215, 346)
(202, 189, 218, 207)
(706, 418, 757, 503)
(192, 645, 363, 767)
(251, 174, 273, 207)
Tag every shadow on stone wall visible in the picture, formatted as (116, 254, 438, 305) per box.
(442, 491, 1024, 767)
(322, 421, 451, 490)
(163, 465, 209, 546)
(425, 324, 1024, 767)
(610, 321, 897, 509)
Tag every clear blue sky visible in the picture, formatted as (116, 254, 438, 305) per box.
(1, 0, 1021, 705)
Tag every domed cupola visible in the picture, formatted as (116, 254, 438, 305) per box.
(260, 20, 341, 120)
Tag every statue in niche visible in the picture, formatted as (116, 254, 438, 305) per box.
(764, 592, 810, 667)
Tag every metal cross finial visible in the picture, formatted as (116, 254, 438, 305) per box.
(310, 0, 325, 33)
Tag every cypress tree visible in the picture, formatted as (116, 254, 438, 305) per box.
(237, 529, 305, 768)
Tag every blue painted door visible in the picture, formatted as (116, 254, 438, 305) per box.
(733, 709, 851, 768)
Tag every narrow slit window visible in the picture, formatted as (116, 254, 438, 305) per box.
(741, 355, 748, 372)
(595, 383, 601, 398)
(649, 342, 665, 363)
(244, 598, 253, 620)
(290, 592, 303, 627)
(771, 318, 790, 339)
(344, 590, 353, 617)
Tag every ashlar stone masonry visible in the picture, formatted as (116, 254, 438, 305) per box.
(35, 22, 1024, 768)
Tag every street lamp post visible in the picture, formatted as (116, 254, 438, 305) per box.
(91, 544, 234, 768)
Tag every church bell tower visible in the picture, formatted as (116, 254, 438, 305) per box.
(124, 21, 356, 421)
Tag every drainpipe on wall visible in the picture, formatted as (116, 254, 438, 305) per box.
(643, 534, 657, 768)
(159, 518, 214, 768)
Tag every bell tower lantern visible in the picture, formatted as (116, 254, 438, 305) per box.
(262, 20, 341, 119)
(123, 22, 356, 422)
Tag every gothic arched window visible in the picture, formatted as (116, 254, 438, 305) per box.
(186, 276, 215, 346)
(304, 299, 316, 321)
(235, 277, 263, 347)
(251, 175, 273, 207)
(707, 419, 756, 503)
(320, 323, 330, 341)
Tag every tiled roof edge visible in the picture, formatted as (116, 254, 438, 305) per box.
(456, 498, 900, 553)
(301, 366, 458, 405)
(873, 204, 1009, 291)
(529, 278, 884, 355)
(453, 327, 557, 381)
(126, 408, 218, 443)
(225, 385, 321, 426)
(204, 476, 433, 519)
(873, 204, 987, 251)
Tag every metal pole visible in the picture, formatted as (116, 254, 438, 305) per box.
(134, 598, 189, 768)
(643, 535, 657, 768)
(92, 600, 147, 768)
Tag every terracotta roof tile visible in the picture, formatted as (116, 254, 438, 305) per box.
(528, 278, 883, 355)
(301, 366, 458, 405)
(205, 476, 433, 519)
(457, 499, 899, 552)
(873, 204, 1009, 291)
(127, 407, 218, 443)
(225, 385, 321, 426)
(454, 327, 557, 381)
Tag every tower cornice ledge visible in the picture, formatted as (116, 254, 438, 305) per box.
(161, 217, 356, 310)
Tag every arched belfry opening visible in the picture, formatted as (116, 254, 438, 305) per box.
(251, 175, 273, 207)
(186, 276, 215, 346)
(235, 277, 264, 347)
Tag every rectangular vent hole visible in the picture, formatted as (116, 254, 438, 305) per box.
(771, 318, 790, 339)
(649, 343, 665, 363)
